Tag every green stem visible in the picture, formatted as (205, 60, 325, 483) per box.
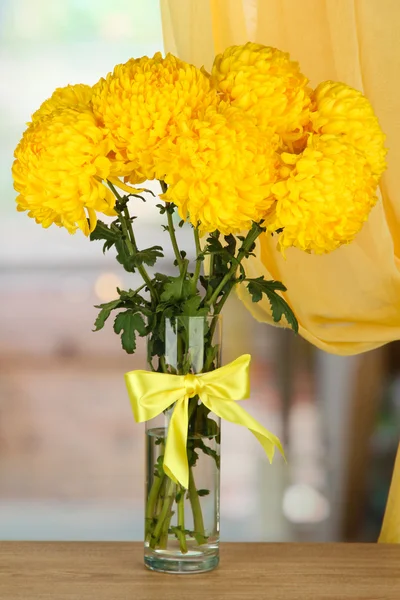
(192, 227, 202, 294)
(107, 180, 124, 204)
(177, 487, 188, 553)
(159, 510, 172, 549)
(158, 483, 174, 550)
(150, 478, 176, 548)
(130, 282, 147, 297)
(177, 330, 185, 374)
(188, 466, 206, 544)
(205, 223, 263, 309)
(159, 355, 168, 373)
(204, 232, 217, 302)
(107, 180, 159, 304)
(213, 281, 235, 316)
(159, 180, 185, 275)
(187, 396, 199, 423)
(167, 206, 185, 272)
(145, 474, 164, 540)
(155, 476, 167, 518)
(202, 282, 234, 373)
(123, 206, 159, 304)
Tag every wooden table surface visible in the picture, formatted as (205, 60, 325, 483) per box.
(0, 542, 399, 599)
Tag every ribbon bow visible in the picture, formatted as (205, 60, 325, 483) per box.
(125, 354, 284, 489)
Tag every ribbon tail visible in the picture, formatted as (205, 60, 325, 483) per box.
(163, 397, 190, 489)
(202, 394, 285, 462)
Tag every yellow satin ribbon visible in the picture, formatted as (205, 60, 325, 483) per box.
(125, 354, 284, 489)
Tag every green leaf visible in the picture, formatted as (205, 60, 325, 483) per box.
(246, 276, 286, 302)
(154, 272, 169, 283)
(114, 241, 164, 272)
(246, 277, 298, 333)
(187, 447, 199, 468)
(118, 288, 141, 302)
(115, 237, 134, 272)
(269, 293, 298, 333)
(93, 298, 122, 331)
(173, 250, 187, 267)
(153, 272, 169, 297)
(205, 236, 224, 254)
(193, 439, 220, 469)
(224, 234, 236, 256)
(90, 220, 121, 254)
(157, 202, 175, 215)
(154, 301, 172, 314)
(147, 336, 165, 358)
(205, 344, 219, 369)
(236, 263, 246, 282)
(201, 232, 241, 301)
(204, 417, 219, 438)
(160, 275, 192, 303)
(132, 246, 164, 267)
(156, 203, 167, 215)
(90, 220, 119, 243)
(113, 310, 147, 354)
(102, 240, 115, 253)
(181, 296, 208, 317)
(153, 454, 165, 478)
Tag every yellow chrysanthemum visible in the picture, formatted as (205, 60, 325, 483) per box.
(12, 107, 115, 235)
(269, 134, 378, 254)
(91, 52, 219, 183)
(211, 43, 311, 146)
(311, 81, 387, 179)
(31, 83, 93, 123)
(158, 104, 279, 235)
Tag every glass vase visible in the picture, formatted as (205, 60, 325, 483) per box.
(144, 315, 221, 573)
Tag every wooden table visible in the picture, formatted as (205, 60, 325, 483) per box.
(0, 542, 399, 599)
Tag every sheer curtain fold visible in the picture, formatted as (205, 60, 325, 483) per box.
(160, 0, 216, 69)
(160, 0, 400, 356)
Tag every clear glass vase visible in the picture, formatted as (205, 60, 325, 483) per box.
(144, 315, 221, 573)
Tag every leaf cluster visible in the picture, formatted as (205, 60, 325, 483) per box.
(91, 212, 298, 361)
(93, 287, 151, 354)
(90, 220, 164, 272)
(198, 233, 241, 300)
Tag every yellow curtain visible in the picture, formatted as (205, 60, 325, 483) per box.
(160, 0, 400, 355)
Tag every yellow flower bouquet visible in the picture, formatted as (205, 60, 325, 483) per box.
(12, 42, 386, 573)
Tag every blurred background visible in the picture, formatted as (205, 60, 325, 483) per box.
(0, 0, 399, 543)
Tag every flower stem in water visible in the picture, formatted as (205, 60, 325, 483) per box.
(188, 466, 207, 545)
(150, 478, 176, 549)
(177, 486, 188, 553)
(145, 473, 164, 540)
